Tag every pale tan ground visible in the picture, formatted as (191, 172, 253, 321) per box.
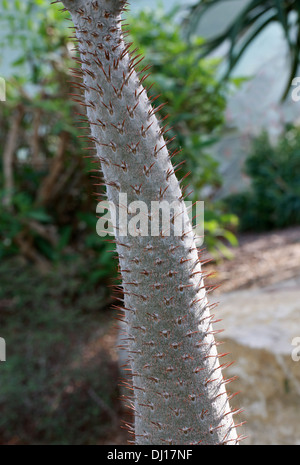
(205, 225, 300, 293)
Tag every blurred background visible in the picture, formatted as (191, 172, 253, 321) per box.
(0, 0, 299, 445)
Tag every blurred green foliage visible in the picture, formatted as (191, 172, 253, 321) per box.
(0, 1, 238, 266)
(1, 0, 71, 88)
(0, 5, 118, 442)
(225, 126, 300, 231)
(0, 0, 117, 280)
(0, 258, 120, 445)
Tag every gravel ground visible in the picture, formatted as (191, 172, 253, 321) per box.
(205, 225, 300, 294)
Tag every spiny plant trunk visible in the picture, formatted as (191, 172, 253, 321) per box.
(59, 0, 241, 445)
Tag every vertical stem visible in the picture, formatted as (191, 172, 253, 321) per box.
(60, 0, 240, 445)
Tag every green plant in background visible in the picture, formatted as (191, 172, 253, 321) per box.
(225, 126, 300, 231)
(0, 0, 117, 278)
(0, 3, 119, 443)
(1, 0, 71, 85)
(0, 0, 238, 265)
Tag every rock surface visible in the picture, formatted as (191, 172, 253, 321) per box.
(215, 276, 300, 445)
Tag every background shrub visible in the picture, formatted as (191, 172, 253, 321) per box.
(225, 126, 300, 231)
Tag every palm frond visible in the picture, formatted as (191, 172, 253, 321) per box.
(184, 0, 300, 100)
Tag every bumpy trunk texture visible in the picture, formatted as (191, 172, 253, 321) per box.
(60, 0, 240, 445)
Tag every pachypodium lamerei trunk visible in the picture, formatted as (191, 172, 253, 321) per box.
(60, 0, 240, 445)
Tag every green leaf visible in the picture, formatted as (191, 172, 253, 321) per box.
(25, 210, 52, 223)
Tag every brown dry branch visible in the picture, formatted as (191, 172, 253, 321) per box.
(2, 104, 24, 209)
(37, 130, 70, 205)
(30, 107, 42, 165)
